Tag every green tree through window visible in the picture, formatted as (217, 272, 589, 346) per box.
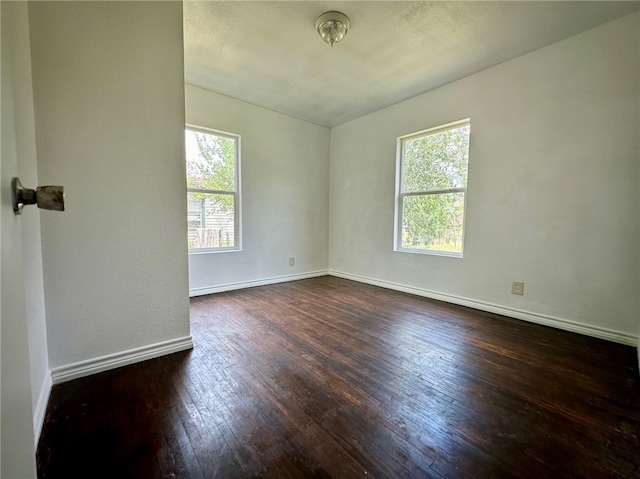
(396, 120, 470, 255)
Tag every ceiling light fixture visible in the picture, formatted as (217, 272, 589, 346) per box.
(315, 11, 350, 47)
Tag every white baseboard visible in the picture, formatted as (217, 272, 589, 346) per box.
(50, 335, 194, 385)
(329, 270, 638, 346)
(33, 372, 52, 447)
(189, 270, 329, 297)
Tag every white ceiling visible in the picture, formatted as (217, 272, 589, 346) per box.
(184, 1, 639, 128)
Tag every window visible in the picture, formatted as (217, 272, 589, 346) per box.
(395, 119, 470, 257)
(185, 126, 241, 252)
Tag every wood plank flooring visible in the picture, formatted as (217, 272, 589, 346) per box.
(37, 277, 640, 478)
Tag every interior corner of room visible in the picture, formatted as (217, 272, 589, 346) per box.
(1, 1, 639, 477)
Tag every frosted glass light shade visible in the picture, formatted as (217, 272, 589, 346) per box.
(315, 11, 350, 47)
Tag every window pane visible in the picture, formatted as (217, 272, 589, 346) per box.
(187, 192, 235, 249)
(402, 193, 465, 253)
(185, 130, 235, 191)
(402, 125, 469, 192)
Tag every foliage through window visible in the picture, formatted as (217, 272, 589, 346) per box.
(395, 119, 470, 256)
(185, 127, 240, 251)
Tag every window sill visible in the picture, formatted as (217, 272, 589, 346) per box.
(394, 247, 463, 258)
(188, 247, 242, 255)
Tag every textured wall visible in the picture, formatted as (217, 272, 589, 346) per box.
(329, 13, 640, 339)
(29, 1, 191, 368)
(185, 85, 330, 293)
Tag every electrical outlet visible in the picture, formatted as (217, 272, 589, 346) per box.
(289, 257, 295, 266)
(511, 281, 524, 296)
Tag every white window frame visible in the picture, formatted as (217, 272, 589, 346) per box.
(394, 118, 470, 258)
(186, 124, 242, 254)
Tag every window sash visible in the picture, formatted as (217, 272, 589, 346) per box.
(399, 187, 466, 198)
(397, 191, 466, 256)
(398, 119, 470, 195)
(398, 118, 470, 144)
(187, 187, 235, 195)
(187, 191, 238, 251)
(185, 126, 239, 194)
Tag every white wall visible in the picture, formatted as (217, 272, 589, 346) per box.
(28, 1, 191, 371)
(185, 85, 330, 294)
(1, 2, 39, 476)
(329, 13, 640, 343)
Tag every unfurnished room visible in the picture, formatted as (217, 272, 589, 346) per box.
(1, 1, 639, 478)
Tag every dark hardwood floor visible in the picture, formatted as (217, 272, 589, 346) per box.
(37, 276, 640, 478)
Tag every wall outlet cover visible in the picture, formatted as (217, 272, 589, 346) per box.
(512, 281, 524, 295)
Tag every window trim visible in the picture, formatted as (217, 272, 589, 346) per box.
(185, 124, 242, 254)
(394, 118, 470, 258)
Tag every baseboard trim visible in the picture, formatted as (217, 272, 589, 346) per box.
(329, 270, 638, 346)
(33, 372, 52, 447)
(50, 335, 194, 385)
(189, 270, 329, 297)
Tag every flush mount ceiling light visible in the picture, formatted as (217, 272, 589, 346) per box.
(315, 11, 350, 47)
